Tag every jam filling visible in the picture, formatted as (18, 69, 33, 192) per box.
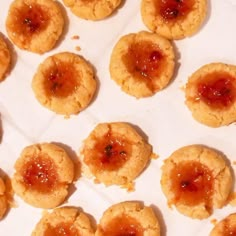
(84, 132, 132, 171)
(44, 222, 79, 236)
(22, 154, 58, 193)
(43, 59, 79, 98)
(158, 0, 195, 21)
(101, 214, 144, 236)
(170, 161, 213, 206)
(223, 219, 236, 236)
(197, 72, 236, 109)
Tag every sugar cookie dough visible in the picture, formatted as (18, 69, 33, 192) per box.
(80, 122, 153, 190)
(109, 31, 175, 98)
(141, 0, 207, 39)
(96, 201, 160, 236)
(12, 143, 74, 208)
(6, 0, 64, 54)
(185, 63, 236, 127)
(161, 145, 232, 219)
(32, 52, 97, 116)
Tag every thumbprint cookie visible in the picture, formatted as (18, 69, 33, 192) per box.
(6, 0, 64, 54)
(210, 213, 236, 236)
(185, 63, 236, 127)
(80, 122, 153, 190)
(0, 177, 8, 219)
(141, 0, 207, 39)
(62, 0, 122, 21)
(12, 143, 74, 209)
(161, 145, 232, 219)
(109, 31, 175, 98)
(95, 201, 160, 236)
(0, 34, 11, 81)
(32, 52, 97, 116)
(32, 207, 95, 236)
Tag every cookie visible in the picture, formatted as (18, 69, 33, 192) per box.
(80, 122, 153, 190)
(32, 206, 95, 236)
(62, 0, 122, 20)
(6, 0, 64, 54)
(210, 213, 236, 236)
(12, 143, 74, 208)
(141, 0, 207, 39)
(32, 52, 97, 116)
(185, 63, 236, 127)
(161, 145, 232, 219)
(109, 31, 175, 98)
(0, 177, 7, 219)
(95, 201, 160, 236)
(0, 34, 11, 81)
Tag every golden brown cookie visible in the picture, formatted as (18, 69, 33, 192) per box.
(161, 145, 232, 219)
(141, 0, 207, 39)
(0, 177, 7, 219)
(185, 63, 236, 127)
(32, 206, 95, 236)
(95, 201, 160, 236)
(6, 0, 64, 54)
(0, 34, 11, 81)
(62, 0, 122, 21)
(12, 143, 74, 209)
(109, 31, 175, 98)
(80, 122, 153, 190)
(210, 213, 236, 236)
(32, 52, 97, 116)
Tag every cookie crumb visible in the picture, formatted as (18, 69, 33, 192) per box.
(71, 35, 80, 40)
(75, 46, 81, 51)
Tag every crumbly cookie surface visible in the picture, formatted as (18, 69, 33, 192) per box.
(185, 63, 236, 127)
(109, 31, 175, 98)
(95, 201, 160, 236)
(0, 34, 11, 81)
(141, 0, 207, 39)
(6, 0, 64, 54)
(161, 145, 232, 219)
(32, 52, 97, 116)
(32, 207, 95, 236)
(80, 122, 153, 190)
(62, 0, 122, 20)
(0, 177, 7, 219)
(12, 143, 74, 208)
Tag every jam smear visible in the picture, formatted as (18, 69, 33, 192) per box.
(158, 0, 195, 21)
(22, 154, 58, 193)
(197, 72, 236, 109)
(84, 132, 132, 171)
(101, 214, 144, 236)
(223, 219, 236, 236)
(123, 40, 165, 91)
(170, 161, 213, 206)
(44, 222, 79, 236)
(44, 59, 79, 98)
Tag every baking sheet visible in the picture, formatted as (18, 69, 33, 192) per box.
(1, 0, 236, 235)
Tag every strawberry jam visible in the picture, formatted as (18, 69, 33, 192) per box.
(44, 59, 79, 98)
(222, 219, 236, 236)
(158, 0, 195, 21)
(197, 72, 236, 109)
(84, 132, 132, 171)
(45, 222, 79, 236)
(170, 161, 213, 206)
(100, 214, 144, 236)
(22, 155, 58, 193)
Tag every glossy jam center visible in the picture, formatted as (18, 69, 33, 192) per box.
(22, 155, 58, 192)
(170, 161, 213, 206)
(84, 132, 132, 171)
(223, 219, 236, 236)
(101, 214, 144, 236)
(159, 0, 195, 21)
(44, 60, 79, 98)
(197, 72, 236, 109)
(44, 222, 79, 236)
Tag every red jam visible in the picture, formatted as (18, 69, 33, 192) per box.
(100, 214, 144, 236)
(158, 0, 195, 21)
(197, 72, 236, 109)
(44, 222, 79, 236)
(84, 132, 132, 171)
(44, 60, 79, 98)
(170, 161, 213, 206)
(223, 219, 236, 236)
(22, 155, 58, 193)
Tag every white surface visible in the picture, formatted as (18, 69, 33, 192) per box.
(0, 0, 236, 235)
